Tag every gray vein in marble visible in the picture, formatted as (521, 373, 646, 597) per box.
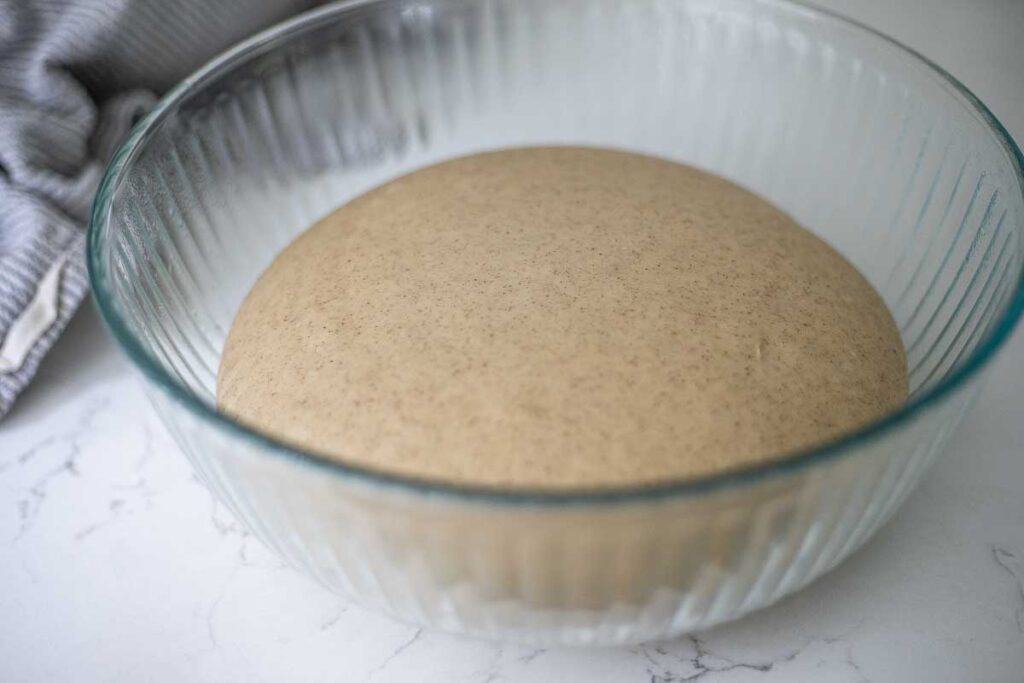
(75, 498, 126, 540)
(635, 635, 807, 682)
(474, 642, 506, 683)
(19, 554, 39, 585)
(208, 496, 250, 541)
(3, 435, 58, 473)
(207, 565, 242, 649)
(10, 398, 111, 540)
(203, 494, 288, 571)
(8, 398, 110, 470)
(75, 421, 160, 540)
(992, 545, 1024, 634)
(318, 606, 348, 631)
(369, 628, 423, 678)
(126, 422, 157, 483)
(517, 648, 546, 664)
(684, 635, 796, 681)
(844, 645, 871, 683)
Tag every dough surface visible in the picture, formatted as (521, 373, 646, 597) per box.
(217, 147, 907, 488)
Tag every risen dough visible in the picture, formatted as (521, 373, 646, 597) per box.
(217, 147, 907, 488)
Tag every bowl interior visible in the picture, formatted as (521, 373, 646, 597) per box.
(91, 0, 1024, 479)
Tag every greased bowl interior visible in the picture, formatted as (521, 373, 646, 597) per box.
(89, 0, 1024, 644)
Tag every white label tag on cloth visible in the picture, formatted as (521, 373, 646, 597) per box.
(0, 254, 66, 374)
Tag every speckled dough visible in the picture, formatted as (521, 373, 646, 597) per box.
(217, 147, 907, 488)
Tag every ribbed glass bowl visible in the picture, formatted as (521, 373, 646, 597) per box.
(88, 0, 1024, 645)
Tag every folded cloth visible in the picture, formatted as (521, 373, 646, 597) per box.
(0, 0, 320, 418)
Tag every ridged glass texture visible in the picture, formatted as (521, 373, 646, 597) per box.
(88, 0, 1024, 645)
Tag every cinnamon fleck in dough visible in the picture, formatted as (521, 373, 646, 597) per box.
(217, 147, 907, 488)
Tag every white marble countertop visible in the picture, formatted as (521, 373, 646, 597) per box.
(3, 1, 1023, 681)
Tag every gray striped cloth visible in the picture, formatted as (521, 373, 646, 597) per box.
(0, 0, 322, 418)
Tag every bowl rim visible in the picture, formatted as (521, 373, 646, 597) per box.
(87, 0, 1024, 506)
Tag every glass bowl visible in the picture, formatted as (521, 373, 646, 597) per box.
(88, 0, 1024, 645)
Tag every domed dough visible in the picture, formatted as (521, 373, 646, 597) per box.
(218, 147, 907, 488)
